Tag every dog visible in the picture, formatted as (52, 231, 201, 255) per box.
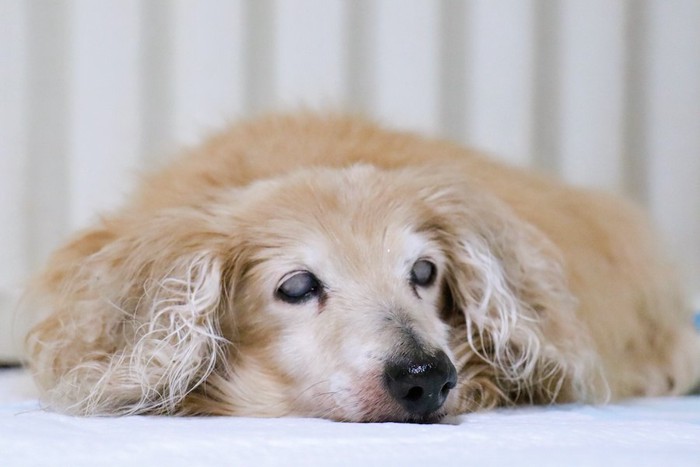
(25, 114, 700, 422)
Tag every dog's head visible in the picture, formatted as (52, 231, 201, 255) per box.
(168, 164, 590, 422)
(34, 164, 593, 421)
(208, 165, 464, 422)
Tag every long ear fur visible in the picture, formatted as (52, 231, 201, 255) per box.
(26, 206, 235, 415)
(423, 179, 605, 408)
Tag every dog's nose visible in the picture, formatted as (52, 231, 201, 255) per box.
(384, 350, 457, 417)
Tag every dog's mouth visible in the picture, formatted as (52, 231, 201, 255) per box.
(402, 410, 448, 424)
(349, 405, 449, 424)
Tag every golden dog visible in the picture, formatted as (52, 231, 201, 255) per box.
(25, 114, 700, 422)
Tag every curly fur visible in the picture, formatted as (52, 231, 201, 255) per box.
(24, 114, 700, 421)
(27, 209, 232, 415)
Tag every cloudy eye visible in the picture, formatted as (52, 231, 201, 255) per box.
(276, 271, 322, 304)
(410, 259, 436, 287)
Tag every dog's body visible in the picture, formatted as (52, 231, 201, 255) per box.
(26, 114, 700, 422)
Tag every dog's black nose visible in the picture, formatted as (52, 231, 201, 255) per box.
(384, 350, 457, 417)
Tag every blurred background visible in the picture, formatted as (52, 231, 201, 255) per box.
(1, 0, 699, 360)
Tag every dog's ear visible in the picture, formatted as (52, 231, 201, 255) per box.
(421, 178, 603, 405)
(26, 204, 239, 415)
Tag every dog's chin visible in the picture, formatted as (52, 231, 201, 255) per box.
(328, 400, 448, 424)
(346, 409, 448, 424)
(398, 411, 448, 425)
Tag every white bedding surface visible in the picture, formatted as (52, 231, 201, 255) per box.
(1, 368, 699, 467)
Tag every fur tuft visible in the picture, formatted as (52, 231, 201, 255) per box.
(427, 182, 603, 407)
(35, 252, 226, 415)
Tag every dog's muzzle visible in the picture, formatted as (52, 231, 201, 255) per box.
(383, 349, 457, 418)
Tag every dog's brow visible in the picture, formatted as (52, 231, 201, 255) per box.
(416, 220, 446, 236)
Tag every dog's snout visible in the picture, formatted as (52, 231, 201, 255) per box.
(384, 350, 457, 418)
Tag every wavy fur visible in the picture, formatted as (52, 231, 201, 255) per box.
(25, 114, 700, 420)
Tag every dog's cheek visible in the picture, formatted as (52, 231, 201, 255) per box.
(293, 323, 391, 419)
(273, 316, 343, 383)
(327, 368, 404, 422)
(440, 383, 462, 416)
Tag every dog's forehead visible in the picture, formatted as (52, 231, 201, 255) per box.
(242, 166, 446, 274)
(278, 219, 434, 268)
(313, 226, 429, 261)
(250, 212, 439, 284)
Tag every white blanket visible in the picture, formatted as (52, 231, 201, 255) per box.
(1, 368, 699, 467)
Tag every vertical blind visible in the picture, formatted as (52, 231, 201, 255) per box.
(1, 0, 699, 359)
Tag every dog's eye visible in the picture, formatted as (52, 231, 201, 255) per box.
(410, 259, 436, 287)
(276, 271, 322, 304)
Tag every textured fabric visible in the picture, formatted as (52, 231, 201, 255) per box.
(1, 368, 699, 467)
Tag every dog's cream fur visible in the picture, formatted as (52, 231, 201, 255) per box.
(25, 114, 700, 422)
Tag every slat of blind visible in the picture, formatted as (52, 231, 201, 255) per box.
(273, 0, 346, 109)
(644, 0, 700, 304)
(170, 0, 245, 146)
(438, 0, 467, 144)
(531, 0, 562, 175)
(557, 0, 627, 191)
(346, 0, 374, 114)
(370, 0, 440, 134)
(0, 0, 28, 286)
(0, 0, 28, 360)
(622, 2, 650, 205)
(243, 0, 274, 114)
(24, 0, 71, 269)
(139, 0, 175, 166)
(67, 0, 141, 229)
(465, 0, 537, 166)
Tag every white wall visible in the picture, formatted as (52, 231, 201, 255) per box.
(1, 0, 699, 360)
